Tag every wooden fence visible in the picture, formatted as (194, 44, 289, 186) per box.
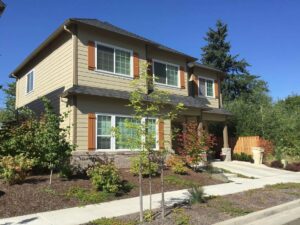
(215, 136, 274, 157)
(233, 136, 274, 156)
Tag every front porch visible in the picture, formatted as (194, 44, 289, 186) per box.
(171, 108, 232, 161)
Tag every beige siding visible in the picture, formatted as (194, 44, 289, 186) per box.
(77, 25, 189, 96)
(193, 67, 220, 108)
(77, 26, 145, 92)
(15, 32, 74, 141)
(16, 32, 73, 110)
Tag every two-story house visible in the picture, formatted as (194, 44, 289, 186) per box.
(11, 18, 231, 168)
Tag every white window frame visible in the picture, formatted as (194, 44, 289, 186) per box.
(95, 113, 158, 151)
(25, 69, 35, 94)
(152, 59, 180, 88)
(198, 76, 215, 98)
(95, 41, 133, 78)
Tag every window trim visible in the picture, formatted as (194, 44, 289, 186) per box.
(25, 69, 35, 94)
(95, 41, 133, 78)
(152, 59, 180, 88)
(95, 113, 159, 152)
(198, 76, 215, 98)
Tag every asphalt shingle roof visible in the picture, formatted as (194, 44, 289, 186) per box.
(62, 85, 232, 116)
(70, 18, 197, 61)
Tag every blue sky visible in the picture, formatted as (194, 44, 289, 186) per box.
(0, 0, 299, 107)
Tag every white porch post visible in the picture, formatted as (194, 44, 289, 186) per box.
(222, 123, 232, 161)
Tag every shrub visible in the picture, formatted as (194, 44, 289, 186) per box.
(270, 160, 283, 168)
(87, 163, 121, 193)
(172, 208, 190, 225)
(0, 154, 34, 185)
(176, 122, 217, 165)
(285, 162, 300, 172)
(188, 186, 206, 204)
(232, 153, 254, 163)
(130, 154, 159, 177)
(66, 186, 112, 204)
(166, 155, 187, 175)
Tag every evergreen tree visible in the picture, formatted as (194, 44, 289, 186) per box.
(201, 20, 268, 102)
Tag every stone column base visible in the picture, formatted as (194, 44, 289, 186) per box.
(221, 147, 232, 161)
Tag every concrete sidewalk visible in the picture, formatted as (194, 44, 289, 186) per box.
(1, 162, 300, 225)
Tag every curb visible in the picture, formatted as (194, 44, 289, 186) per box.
(213, 199, 300, 225)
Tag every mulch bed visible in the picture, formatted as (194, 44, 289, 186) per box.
(0, 168, 221, 218)
(115, 183, 300, 225)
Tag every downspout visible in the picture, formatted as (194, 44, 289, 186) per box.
(64, 24, 78, 147)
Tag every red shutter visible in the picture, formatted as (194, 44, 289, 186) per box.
(214, 79, 219, 98)
(158, 119, 164, 150)
(88, 41, 95, 70)
(133, 52, 139, 79)
(88, 113, 96, 151)
(180, 66, 185, 89)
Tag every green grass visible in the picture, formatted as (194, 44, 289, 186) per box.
(165, 174, 199, 187)
(212, 198, 253, 216)
(90, 217, 138, 225)
(65, 187, 114, 204)
(265, 183, 300, 190)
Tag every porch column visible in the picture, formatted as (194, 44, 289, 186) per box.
(222, 123, 231, 161)
(223, 124, 229, 148)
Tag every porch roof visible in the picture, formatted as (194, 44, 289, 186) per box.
(62, 85, 213, 110)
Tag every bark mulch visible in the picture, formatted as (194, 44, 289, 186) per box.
(0, 168, 221, 218)
(113, 183, 300, 225)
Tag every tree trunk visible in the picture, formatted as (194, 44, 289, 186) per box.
(139, 156, 144, 223)
(49, 168, 53, 185)
(148, 153, 152, 214)
(161, 157, 165, 223)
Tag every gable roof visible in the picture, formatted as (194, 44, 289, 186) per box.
(71, 18, 196, 61)
(10, 18, 197, 77)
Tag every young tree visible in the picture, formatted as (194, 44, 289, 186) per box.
(114, 62, 184, 222)
(35, 97, 74, 184)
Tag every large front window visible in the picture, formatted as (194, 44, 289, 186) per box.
(96, 114, 157, 151)
(96, 43, 132, 76)
(153, 61, 179, 87)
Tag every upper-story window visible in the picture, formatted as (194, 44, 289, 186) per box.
(26, 70, 34, 93)
(153, 60, 179, 87)
(96, 42, 132, 77)
(199, 77, 214, 98)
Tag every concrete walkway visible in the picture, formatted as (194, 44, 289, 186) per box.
(1, 161, 300, 225)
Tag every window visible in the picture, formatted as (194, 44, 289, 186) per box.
(153, 61, 179, 87)
(145, 118, 156, 149)
(97, 115, 112, 149)
(198, 77, 214, 97)
(96, 114, 157, 151)
(26, 71, 34, 93)
(116, 117, 139, 149)
(96, 43, 132, 76)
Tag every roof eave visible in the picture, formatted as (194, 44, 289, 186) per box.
(10, 19, 73, 78)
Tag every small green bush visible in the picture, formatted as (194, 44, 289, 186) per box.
(188, 186, 206, 204)
(66, 186, 112, 204)
(130, 155, 159, 177)
(0, 154, 34, 185)
(87, 163, 121, 193)
(91, 217, 137, 225)
(172, 208, 190, 225)
(232, 153, 254, 163)
(166, 155, 188, 175)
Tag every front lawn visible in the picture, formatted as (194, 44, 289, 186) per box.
(0, 168, 222, 218)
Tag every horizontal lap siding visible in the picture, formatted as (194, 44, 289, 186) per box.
(77, 26, 145, 92)
(193, 67, 220, 109)
(16, 32, 73, 112)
